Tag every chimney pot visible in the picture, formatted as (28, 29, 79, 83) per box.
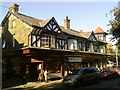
(80, 30, 83, 33)
(64, 16, 70, 30)
(66, 16, 68, 19)
(9, 4, 19, 13)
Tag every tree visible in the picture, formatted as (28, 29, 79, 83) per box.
(108, 7, 120, 41)
(107, 43, 115, 55)
(107, 5, 120, 65)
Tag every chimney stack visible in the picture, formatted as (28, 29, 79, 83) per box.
(80, 30, 83, 33)
(64, 16, 70, 29)
(9, 4, 19, 13)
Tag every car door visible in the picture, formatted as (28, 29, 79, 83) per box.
(81, 68, 98, 83)
(89, 68, 99, 80)
(81, 68, 93, 82)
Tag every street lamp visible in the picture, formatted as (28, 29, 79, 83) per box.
(116, 49, 118, 66)
(112, 45, 119, 66)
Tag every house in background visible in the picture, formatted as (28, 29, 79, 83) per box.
(1, 4, 109, 88)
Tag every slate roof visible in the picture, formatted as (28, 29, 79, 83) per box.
(97, 39, 107, 44)
(1, 11, 106, 43)
(60, 26, 86, 38)
(17, 13, 87, 39)
(2, 11, 52, 28)
(81, 31, 92, 38)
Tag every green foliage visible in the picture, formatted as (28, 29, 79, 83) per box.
(108, 8, 120, 41)
(108, 7, 120, 52)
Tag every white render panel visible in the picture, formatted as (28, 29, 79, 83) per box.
(68, 39, 77, 50)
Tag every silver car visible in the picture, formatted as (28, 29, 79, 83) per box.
(62, 67, 100, 86)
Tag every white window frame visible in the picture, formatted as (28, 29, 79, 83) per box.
(41, 34, 50, 47)
(12, 20, 16, 28)
(37, 36, 40, 47)
(68, 39, 77, 50)
(32, 35, 36, 47)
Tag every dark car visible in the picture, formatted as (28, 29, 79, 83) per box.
(114, 66, 120, 76)
(62, 67, 100, 86)
(99, 68, 119, 79)
(109, 65, 120, 76)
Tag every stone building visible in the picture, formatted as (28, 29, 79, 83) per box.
(1, 4, 108, 87)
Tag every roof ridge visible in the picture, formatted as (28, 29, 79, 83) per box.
(18, 13, 43, 21)
(60, 26, 87, 38)
(8, 11, 53, 27)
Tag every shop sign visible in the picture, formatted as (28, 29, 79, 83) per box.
(68, 57, 82, 62)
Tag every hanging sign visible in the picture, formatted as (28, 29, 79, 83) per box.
(68, 57, 82, 62)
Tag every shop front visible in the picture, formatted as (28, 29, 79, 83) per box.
(64, 57, 82, 70)
(3, 47, 108, 85)
(22, 47, 65, 81)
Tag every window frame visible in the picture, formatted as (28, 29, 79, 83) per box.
(12, 19, 16, 28)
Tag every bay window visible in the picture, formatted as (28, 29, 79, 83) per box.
(31, 34, 55, 48)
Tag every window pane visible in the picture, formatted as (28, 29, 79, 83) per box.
(37, 36, 40, 47)
(41, 34, 51, 47)
(12, 20, 16, 28)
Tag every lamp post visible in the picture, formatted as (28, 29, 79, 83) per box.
(111, 45, 118, 66)
(116, 49, 118, 66)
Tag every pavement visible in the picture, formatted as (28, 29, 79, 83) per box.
(2, 79, 63, 90)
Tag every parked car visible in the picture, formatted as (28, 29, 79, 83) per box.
(62, 67, 100, 86)
(113, 66, 120, 76)
(108, 65, 120, 76)
(99, 68, 119, 79)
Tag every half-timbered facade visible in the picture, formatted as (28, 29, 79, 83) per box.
(2, 4, 108, 87)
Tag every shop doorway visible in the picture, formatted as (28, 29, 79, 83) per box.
(30, 63, 40, 81)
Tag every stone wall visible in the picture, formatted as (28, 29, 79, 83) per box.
(2, 14, 33, 50)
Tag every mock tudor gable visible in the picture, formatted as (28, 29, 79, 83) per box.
(43, 17, 61, 33)
(88, 31, 97, 41)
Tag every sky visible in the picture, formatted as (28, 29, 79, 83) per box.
(0, 1, 119, 43)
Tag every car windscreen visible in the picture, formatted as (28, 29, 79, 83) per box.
(101, 69, 111, 73)
(68, 69, 81, 75)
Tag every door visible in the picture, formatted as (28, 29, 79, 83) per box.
(30, 63, 40, 81)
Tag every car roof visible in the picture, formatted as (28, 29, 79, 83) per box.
(84, 67, 97, 70)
